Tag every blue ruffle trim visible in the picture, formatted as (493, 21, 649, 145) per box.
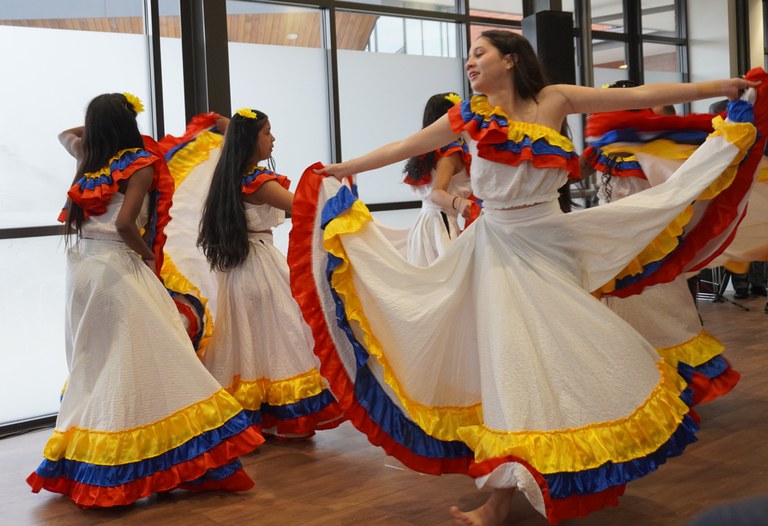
(34, 410, 254, 487)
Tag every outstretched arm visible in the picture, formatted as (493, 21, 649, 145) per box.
(547, 77, 759, 119)
(59, 126, 84, 160)
(318, 114, 458, 180)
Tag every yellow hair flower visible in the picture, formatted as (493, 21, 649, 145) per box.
(236, 108, 258, 119)
(445, 93, 462, 105)
(123, 92, 145, 114)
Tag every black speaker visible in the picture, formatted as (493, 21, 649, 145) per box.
(521, 10, 576, 86)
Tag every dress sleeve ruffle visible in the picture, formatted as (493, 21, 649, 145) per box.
(448, 96, 580, 179)
(600, 67, 768, 297)
(63, 148, 156, 220)
(242, 167, 290, 194)
(403, 140, 472, 187)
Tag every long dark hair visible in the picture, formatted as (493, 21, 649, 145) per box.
(403, 92, 459, 184)
(197, 109, 270, 272)
(479, 30, 549, 102)
(65, 93, 144, 239)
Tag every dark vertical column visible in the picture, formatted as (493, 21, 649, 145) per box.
(625, 0, 643, 85)
(145, 0, 164, 138)
(734, 0, 751, 74)
(521, 10, 576, 85)
(180, 0, 231, 121)
(322, 7, 342, 163)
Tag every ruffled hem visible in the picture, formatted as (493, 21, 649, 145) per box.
(242, 166, 290, 194)
(448, 96, 580, 179)
(601, 74, 767, 297)
(157, 114, 225, 351)
(224, 370, 345, 434)
(656, 328, 725, 368)
(288, 163, 473, 476)
(27, 428, 260, 508)
(320, 180, 696, 474)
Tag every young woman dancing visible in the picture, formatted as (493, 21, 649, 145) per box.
(28, 93, 263, 508)
(197, 108, 343, 438)
(288, 30, 765, 525)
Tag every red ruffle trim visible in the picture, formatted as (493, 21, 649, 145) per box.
(142, 136, 175, 272)
(67, 153, 158, 219)
(582, 145, 647, 179)
(448, 104, 580, 179)
(177, 467, 254, 493)
(469, 456, 626, 524)
(585, 108, 718, 137)
(609, 68, 768, 297)
(27, 426, 263, 508)
(156, 112, 221, 157)
(242, 170, 291, 194)
(288, 162, 472, 476)
(689, 363, 741, 406)
(261, 401, 345, 436)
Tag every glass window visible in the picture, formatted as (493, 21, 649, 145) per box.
(226, 1, 330, 189)
(641, 0, 678, 38)
(159, 0, 186, 136)
(591, 0, 625, 33)
(593, 39, 629, 87)
(0, 0, 153, 228)
(643, 42, 682, 79)
(0, 236, 68, 424)
(348, 0, 457, 13)
(338, 12, 465, 204)
(470, 0, 523, 21)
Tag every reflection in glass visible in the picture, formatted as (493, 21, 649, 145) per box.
(470, 0, 523, 20)
(0, 0, 151, 228)
(641, 0, 678, 38)
(226, 1, 329, 190)
(0, 236, 67, 424)
(590, 0, 624, 33)
(593, 39, 628, 88)
(338, 13, 464, 204)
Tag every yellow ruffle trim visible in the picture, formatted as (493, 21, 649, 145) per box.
(600, 140, 698, 161)
(469, 96, 576, 153)
(457, 360, 689, 473)
(166, 130, 223, 188)
(160, 254, 213, 354)
(598, 118, 757, 294)
(83, 148, 143, 179)
(656, 329, 726, 368)
(324, 201, 484, 442)
(598, 205, 694, 294)
(43, 389, 242, 465)
(323, 199, 689, 474)
(226, 368, 330, 410)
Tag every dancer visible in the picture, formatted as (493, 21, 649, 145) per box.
(403, 92, 474, 265)
(288, 29, 766, 525)
(197, 108, 343, 438)
(583, 100, 743, 408)
(28, 93, 263, 508)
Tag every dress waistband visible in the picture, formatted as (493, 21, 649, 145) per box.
(482, 200, 561, 224)
(248, 231, 274, 243)
(81, 231, 123, 242)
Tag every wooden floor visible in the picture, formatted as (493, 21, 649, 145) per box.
(3, 294, 767, 526)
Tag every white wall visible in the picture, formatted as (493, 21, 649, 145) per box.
(687, 0, 735, 113)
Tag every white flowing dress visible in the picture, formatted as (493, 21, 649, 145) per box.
(288, 91, 764, 524)
(28, 148, 263, 507)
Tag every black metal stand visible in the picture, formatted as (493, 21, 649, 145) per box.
(698, 267, 750, 311)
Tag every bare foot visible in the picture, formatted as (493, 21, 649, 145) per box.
(450, 488, 517, 526)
